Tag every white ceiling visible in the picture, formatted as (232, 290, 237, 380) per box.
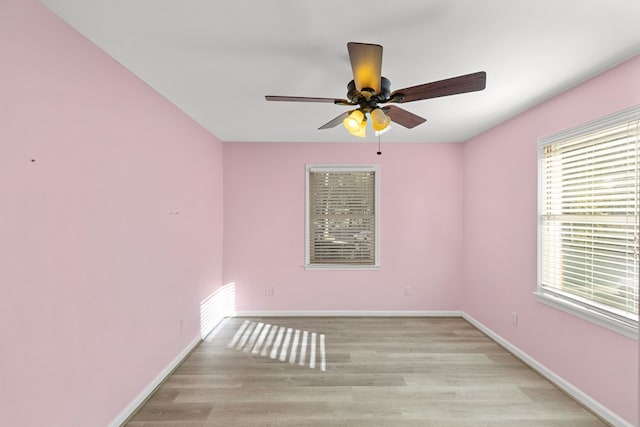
(40, 0, 640, 143)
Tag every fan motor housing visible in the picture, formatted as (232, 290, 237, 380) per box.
(347, 77, 391, 108)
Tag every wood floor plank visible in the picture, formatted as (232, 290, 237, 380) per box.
(204, 401, 403, 420)
(173, 386, 354, 403)
(124, 317, 609, 426)
(240, 373, 407, 387)
(161, 374, 243, 389)
(129, 403, 213, 422)
(350, 384, 533, 403)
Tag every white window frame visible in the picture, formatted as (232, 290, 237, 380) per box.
(536, 105, 639, 339)
(305, 164, 380, 270)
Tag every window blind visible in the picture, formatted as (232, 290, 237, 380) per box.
(308, 168, 376, 265)
(539, 110, 639, 327)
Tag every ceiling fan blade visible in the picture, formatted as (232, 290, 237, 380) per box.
(265, 95, 353, 105)
(382, 105, 426, 129)
(347, 42, 383, 93)
(318, 111, 350, 130)
(389, 71, 486, 103)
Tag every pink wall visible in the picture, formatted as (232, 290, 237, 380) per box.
(0, 1, 224, 426)
(463, 56, 640, 426)
(223, 142, 464, 312)
(2, 0, 637, 425)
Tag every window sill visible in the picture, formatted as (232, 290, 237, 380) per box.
(304, 264, 381, 271)
(534, 291, 638, 340)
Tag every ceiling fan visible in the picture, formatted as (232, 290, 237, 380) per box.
(266, 42, 487, 138)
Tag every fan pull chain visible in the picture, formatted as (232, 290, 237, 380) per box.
(377, 135, 382, 155)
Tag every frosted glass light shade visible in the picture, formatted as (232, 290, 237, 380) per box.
(343, 110, 365, 133)
(349, 119, 367, 137)
(370, 108, 391, 132)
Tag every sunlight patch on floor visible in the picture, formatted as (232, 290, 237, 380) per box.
(229, 320, 326, 371)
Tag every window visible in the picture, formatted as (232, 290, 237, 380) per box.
(537, 105, 639, 338)
(305, 165, 379, 269)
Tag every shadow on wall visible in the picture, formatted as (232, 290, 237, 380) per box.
(200, 282, 236, 339)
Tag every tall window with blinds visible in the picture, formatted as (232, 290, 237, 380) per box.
(306, 165, 379, 268)
(537, 106, 639, 336)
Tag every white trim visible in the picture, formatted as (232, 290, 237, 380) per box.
(303, 265, 381, 271)
(536, 104, 640, 339)
(234, 310, 463, 317)
(462, 313, 634, 427)
(107, 335, 201, 427)
(305, 164, 381, 269)
(534, 291, 638, 340)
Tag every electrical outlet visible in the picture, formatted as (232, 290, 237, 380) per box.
(512, 312, 518, 327)
(266, 287, 274, 297)
(404, 286, 411, 296)
(179, 319, 184, 332)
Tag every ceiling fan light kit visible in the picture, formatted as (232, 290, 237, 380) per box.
(343, 110, 365, 133)
(370, 108, 391, 132)
(266, 42, 486, 139)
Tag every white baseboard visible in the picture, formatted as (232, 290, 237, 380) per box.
(107, 335, 201, 427)
(462, 313, 634, 427)
(234, 310, 463, 317)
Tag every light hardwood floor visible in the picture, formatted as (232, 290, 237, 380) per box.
(125, 317, 609, 427)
